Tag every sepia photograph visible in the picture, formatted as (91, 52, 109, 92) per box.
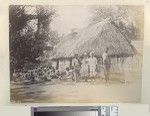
(9, 5, 144, 103)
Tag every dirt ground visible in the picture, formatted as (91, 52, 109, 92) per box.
(10, 72, 141, 103)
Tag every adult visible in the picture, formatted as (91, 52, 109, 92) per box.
(88, 51, 98, 80)
(72, 54, 81, 82)
(80, 52, 89, 82)
(102, 48, 111, 83)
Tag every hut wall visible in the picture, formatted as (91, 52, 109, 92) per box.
(58, 60, 70, 72)
(52, 55, 142, 78)
(96, 54, 142, 80)
(109, 55, 142, 79)
(51, 61, 57, 69)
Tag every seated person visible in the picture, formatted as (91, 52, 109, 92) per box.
(65, 67, 73, 79)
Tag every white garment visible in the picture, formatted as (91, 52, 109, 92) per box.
(88, 57, 97, 77)
(102, 52, 108, 63)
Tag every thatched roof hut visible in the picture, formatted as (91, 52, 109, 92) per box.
(51, 19, 136, 60)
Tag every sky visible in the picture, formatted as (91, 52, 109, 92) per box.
(51, 6, 92, 35)
(24, 5, 143, 40)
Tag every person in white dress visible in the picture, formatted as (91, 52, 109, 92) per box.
(88, 52, 98, 80)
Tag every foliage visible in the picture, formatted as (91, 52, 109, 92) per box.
(90, 5, 144, 40)
(9, 5, 58, 75)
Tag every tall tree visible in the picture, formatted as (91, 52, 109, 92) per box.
(9, 5, 57, 77)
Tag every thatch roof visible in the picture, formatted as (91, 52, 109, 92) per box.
(51, 20, 136, 59)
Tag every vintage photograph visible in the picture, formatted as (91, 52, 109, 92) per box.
(9, 5, 144, 103)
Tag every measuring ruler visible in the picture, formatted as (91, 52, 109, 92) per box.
(99, 106, 118, 116)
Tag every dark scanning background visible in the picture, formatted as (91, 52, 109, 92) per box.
(34, 111, 98, 116)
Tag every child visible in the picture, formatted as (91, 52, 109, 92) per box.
(65, 67, 73, 80)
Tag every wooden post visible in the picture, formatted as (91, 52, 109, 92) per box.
(69, 58, 72, 68)
(56, 59, 59, 70)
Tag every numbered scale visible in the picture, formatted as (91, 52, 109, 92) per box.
(100, 106, 118, 116)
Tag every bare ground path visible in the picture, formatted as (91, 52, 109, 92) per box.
(10, 73, 141, 103)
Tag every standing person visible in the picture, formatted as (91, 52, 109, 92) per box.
(102, 48, 111, 83)
(80, 52, 89, 82)
(30, 70, 35, 83)
(88, 51, 98, 80)
(72, 54, 81, 82)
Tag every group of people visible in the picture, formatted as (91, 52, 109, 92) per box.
(12, 65, 60, 83)
(71, 52, 97, 82)
(70, 48, 111, 83)
(12, 49, 111, 83)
